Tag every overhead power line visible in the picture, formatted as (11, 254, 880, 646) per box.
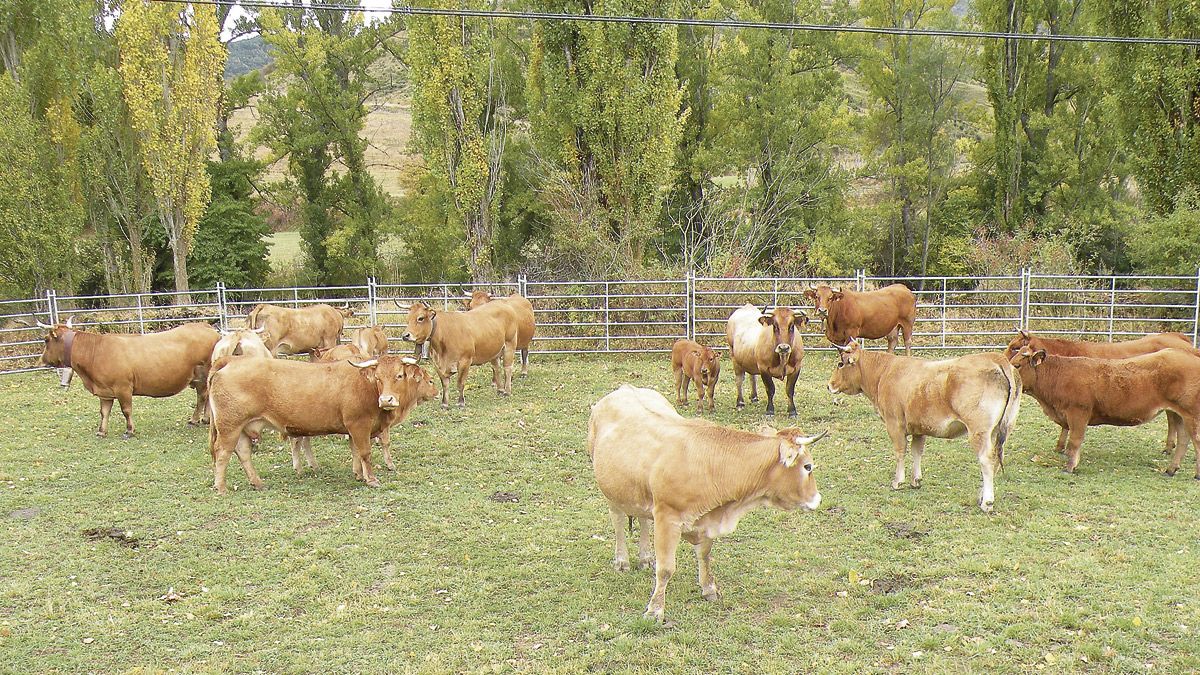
(153, 0, 1200, 47)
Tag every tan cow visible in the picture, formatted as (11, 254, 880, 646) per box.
(350, 325, 389, 358)
(1009, 346, 1200, 476)
(246, 303, 351, 357)
(828, 339, 1021, 512)
(589, 385, 825, 622)
(311, 343, 369, 363)
(466, 291, 536, 376)
(804, 283, 917, 354)
(207, 355, 438, 494)
(397, 299, 518, 407)
(210, 328, 272, 368)
(670, 339, 720, 412)
(725, 304, 807, 417)
(39, 319, 220, 437)
(308, 342, 400, 471)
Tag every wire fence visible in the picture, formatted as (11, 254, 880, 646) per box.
(2, 269, 1199, 374)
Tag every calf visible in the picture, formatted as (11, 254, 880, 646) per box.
(670, 339, 720, 412)
(804, 283, 916, 354)
(589, 385, 825, 622)
(828, 340, 1021, 512)
(207, 355, 438, 493)
(1009, 347, 1200, 476)
(725, 304, 806, 417)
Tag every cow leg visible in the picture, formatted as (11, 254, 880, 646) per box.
(1053, 427, 1068, 454)
(749, 375, 759, 404)
(636, 517, 654, 569)
(456, 363, 470, 407)
(437, 369, 451, 409)
(674, 366, 684, 404)
(490, 357, 503, 392)
(1165, 413, 1193, 477)
(734, 366, 746, 410)
(1063, 415, 1089, 473)
(785, 371, 799, 419)
(351, 432, 380, 488)
(901, 321, 914, 356)
(233, 434, 266, 491)
(608, 507, 630, 572)
(886, 327, 899, 354)
(682, 375, 691, 406)
(973, 431, 996, 513)
(502, 342, 515, 395)
(887, 424, 908, 490)
(760, 375, 776, 417)
(695, 536, 719, 601)
(290, 437, 304, 476)
(190, 365, 210, 425)
(212, 431, 238, 495)
(117, 393, 135, 439)
(97, 398, 114, 437)
(644, 513, 681, 623)
(707, 378, 717, 413)
(910, 434, 925, 488)
(1165, 411, 1182, 456)
(377, 427, 395, 471)
(520, 346, 529, 377)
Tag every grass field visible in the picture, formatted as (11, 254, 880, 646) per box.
(2, 352, 1199, 672)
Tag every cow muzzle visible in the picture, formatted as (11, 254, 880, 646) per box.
(378, 395, 399, 411)
(401, 332, 413, 342)
(775, 343, 791, 355)
(804, 491, 822, 511)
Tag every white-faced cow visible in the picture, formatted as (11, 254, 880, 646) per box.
(589, 385, 826, 622)
(246, 303, 351, 357)
(1009, 346, 1200, 476)
(39, 319, 220, 438)
(828, 339, 1021, 512)
(207, 355, 438, 494)
(465, 291, 536, 376)
(804, 283, 916, 354)
(670, 339, 720, 412)
(397, 300, 519, 407)
(725, 304, 807, 417)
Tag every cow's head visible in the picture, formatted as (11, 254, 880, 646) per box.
(802, 285, 843, 319)
(1003, 329, 1036, 361)
(827, 339, 864, 394)
(696, 346, 720, 386)
(465, 290, 493, 310)
(758, 307, 807, 358)
(1008, 345, 1046, 372)
(350, 356, 439, 411)
(764, 426, 825, 511)
(37, 318, 76, 388)
(397, 301, 435, 344)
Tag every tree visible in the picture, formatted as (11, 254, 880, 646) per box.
(116, 1, 224, 303)
(190, 158, 271, 288)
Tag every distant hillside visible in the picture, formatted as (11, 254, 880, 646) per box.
(226, 36, 271, 79)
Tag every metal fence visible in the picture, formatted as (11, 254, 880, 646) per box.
(2, 270, 1198, 373)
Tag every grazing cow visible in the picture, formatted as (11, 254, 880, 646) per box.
(725, 304, 807, 417)
(1009, 347, 1200, 476)
(670, 339, 720, 412)
(246, 303, 351, 357)
(397, 299, 519, 407)
(828, 339, 1021, 512)
(351, 325, 389, 358)
(466, 291, 536, 376)
(588, 385, 826, 622)
(803, 283, 916, 354)
(207, 355, 438, 494)
(38, 319, 220, 438)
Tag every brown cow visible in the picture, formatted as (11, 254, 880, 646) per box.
(351, 325, 389, 358)
(246, 303, 351, 357)
(828, 339, 1021, 512)
(38, 319, 220, 438)
(207, 355, 438, 494)
(308, 342, 401, 471)
(397, 300, 518, 407)
(670, 339, 720, 412)
(589, 385, 826, 622)
(1009, 346, 1200, 476)
(725, 304, 807, 417)
(466, 291, 536, 376)
(804, 283, 916, 354)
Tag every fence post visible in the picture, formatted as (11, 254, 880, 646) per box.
(604, 281, 611, 352)
(1020, 268, 1030, 331)
(216, 282, 227, 331)
(1108, 276, 1117, 341)
(136, 293, 146, 334)
(47, 289, 59, 324)
(772, 278, 779, 312)
(941, 277, 947, 348)
(292, 287, 300, 309)
(367, 277, 377, 326)
(856, 269, 866, 292)
(684, 271, 693, 341)
(442, 284, 450, 311)
(518, 273, 528, 298)
(1193, 266, 1200, 347)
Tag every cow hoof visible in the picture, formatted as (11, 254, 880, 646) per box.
(441, 403, 450, 410)
(702, 588, 720, 602)
(787, 410, 798, 419)
(749, 396, 759, 404)
(910, 480, 922, 489)
(250, 482, 267, 491)
(891, 480, 903, 490)
(642, 607, 665, 624)
(979, 500, 994, 513)
(613, 558, 630, 572)
(1165, 468, 1178, 477)
(1194, 474, 1200, 481)
(96, 431, 107, 438)
(385, 461, 396, 472)
(637, 556, 655, 571)
(121, 432, 135, 440)
(735, 403, 744, 411)
(365, 479, 382, 488)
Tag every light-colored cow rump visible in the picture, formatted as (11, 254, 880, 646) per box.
(466, 291, 536, 376)
(351, 325, 389, 358)
(725, 304, 807, 417)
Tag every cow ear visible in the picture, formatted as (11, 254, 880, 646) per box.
(1031, 349, 1046, 367)
(796, 311, 809, 326)
(757, 423, 778, 436)
(830, 291, 843, 301)
(778, 439, 801, 468)
(802, 289, 816, 301)
(757, 315, 772, 326)
(1018, 329, 1031, 341)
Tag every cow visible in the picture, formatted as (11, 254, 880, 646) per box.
(725, 304, 807, 417)
(245, 303, 351, 357)
(828, 339, 1021, 512)
(588, 385, 826, 622)
(210, 328, 272, 368)
(465, 291, 536, 376)
(803, 283, 916, 355)
(350, 325, 389, 358)
(1008, 346, 1200, 476)
(207, 355, 438, 494)
(670, 339, 720, 412)
(311, 343, 369, 363)
(397, 299, 519, 408)
(38, 319, 220, 438)
(1004, 329, 1197, 456)
(308, 342, 401, 471)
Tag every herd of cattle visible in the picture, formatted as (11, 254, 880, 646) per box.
(28, 282, 1200, 621)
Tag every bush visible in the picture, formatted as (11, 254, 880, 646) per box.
(189, 159, 271, 289)
(1128, 188, 1200, 276)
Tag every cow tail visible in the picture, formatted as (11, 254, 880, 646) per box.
(992, 363, 1021, 471)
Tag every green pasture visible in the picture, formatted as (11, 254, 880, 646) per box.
(2, 353, 1198, 673)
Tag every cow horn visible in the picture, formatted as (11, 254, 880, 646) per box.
(36, 320, 53, 329)
(401, 357, 418, 365)
(252, 327, 266, 334)
(833, 342, 852, 353)
(830, 286, 841, 294)
(65, 316, 74, 328)
(797, 430, 829, 445)
(393, 300, 410, 310)
(349, 358, 379, 369)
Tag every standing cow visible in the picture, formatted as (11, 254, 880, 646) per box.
(589, 385, 825, 622)
(39, 319, 220, 438)
(350, 325, 389, 358)
(828, 339, 1021, 512)
(1009, 346, 1200, 475)
(725, 304, 807, 417)
(207, 355, 438, 494)
(246, 303, 351, 357)
(466, 291, 536, 376)
(397, 299, 519, 408)
(670, 339, 720, 412)
(804, 283, 916, 354)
